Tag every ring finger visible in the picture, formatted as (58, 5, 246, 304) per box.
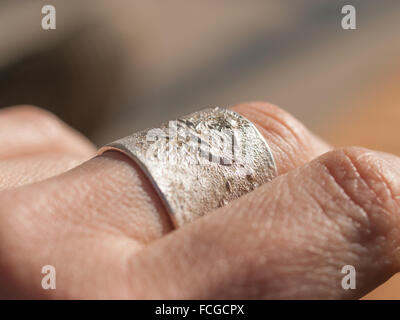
(5, 102, 332, 243)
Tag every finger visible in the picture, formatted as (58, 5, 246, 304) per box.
(0, 152, 172, 298)
(6, 102, 328, 243)
(124, 147, 400, 299)
(0, 102, 334, 298)
(0, 105, 96, 160)
(0, 102, 331, 246)
(0, 153, 90, 190)
(1, 152, 174, 245)
(232, 102, 331, 174)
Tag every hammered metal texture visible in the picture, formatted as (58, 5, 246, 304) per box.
(98, 107, 277, 227)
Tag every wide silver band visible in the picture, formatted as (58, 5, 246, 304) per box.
(98, 107, 277, 228)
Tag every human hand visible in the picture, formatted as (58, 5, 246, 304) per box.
(0, 103, 398, 299)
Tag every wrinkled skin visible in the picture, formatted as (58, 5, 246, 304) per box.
(0, 102, 399, 299)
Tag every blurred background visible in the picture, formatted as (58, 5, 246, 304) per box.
(0, 0, 399, 298)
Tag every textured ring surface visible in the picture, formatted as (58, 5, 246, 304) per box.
(98, 107, 277, 228)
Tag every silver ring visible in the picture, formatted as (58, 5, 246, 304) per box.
(98, 107, 277, 228)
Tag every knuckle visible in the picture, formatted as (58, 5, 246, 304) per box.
(1, 105, 94, 156)
(6, 105, 56, 121)
(234, 101, 307, 143)
(19, 106, 64, 131)
(232, 101, 317, 172)
(319, 147, 400, 238)
(5, 105, 67, 138)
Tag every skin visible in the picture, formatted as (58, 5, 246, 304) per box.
(0, 102, 399, 299)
